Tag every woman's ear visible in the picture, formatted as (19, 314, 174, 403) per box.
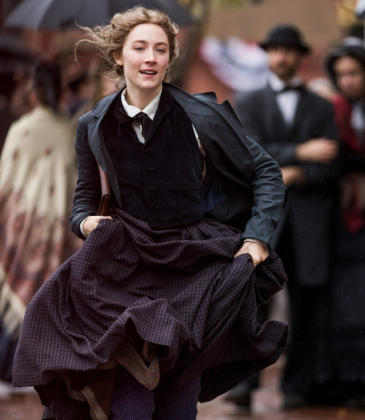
(113, 50, 123, 66)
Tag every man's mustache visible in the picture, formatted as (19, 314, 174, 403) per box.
(274, 64, 291, 68)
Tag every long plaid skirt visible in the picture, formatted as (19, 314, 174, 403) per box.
(13, 208, 288, 420)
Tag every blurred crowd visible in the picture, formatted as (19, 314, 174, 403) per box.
(0, 5, 365, 413)
(228, 25, 365, 410)
(0, 33, 118, 383)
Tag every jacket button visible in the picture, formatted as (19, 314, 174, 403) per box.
(145, 147, 153, 153)
(146, 166, 154, 172)
(148, 185, 156, 191)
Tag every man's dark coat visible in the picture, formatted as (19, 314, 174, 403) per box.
(70, 83, 287, 246)
(235, 86, 338, 286)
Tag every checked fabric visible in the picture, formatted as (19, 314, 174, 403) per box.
(13, 207, 288, 420)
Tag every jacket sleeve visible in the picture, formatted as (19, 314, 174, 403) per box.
(241, 135, 287, 246)
(300, 101, 339, 187)
(69, 114, 101, 239)
(235, 92, 298, 166)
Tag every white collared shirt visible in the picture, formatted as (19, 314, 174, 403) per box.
(121, 88, 162, 144)
(269, 72, 303, 126)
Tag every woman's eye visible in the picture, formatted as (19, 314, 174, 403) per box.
(156, 49, 166, 53)
(135, 47, 144, 51)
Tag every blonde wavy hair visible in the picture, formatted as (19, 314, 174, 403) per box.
(76, 6, 179, 87)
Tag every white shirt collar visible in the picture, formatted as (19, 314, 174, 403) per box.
(121, 87, 162, 120)
(269, 72, 303, 92)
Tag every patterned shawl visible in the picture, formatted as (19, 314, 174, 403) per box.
(0, 106, 82, 381)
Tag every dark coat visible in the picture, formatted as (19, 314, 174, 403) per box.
(70, 83, 287, 246)
(235, 86, 339, 287)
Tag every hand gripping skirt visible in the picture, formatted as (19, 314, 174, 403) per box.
(13, 207, 288, 420)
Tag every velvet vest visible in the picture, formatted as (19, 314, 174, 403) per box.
(102, 88, 205, 229)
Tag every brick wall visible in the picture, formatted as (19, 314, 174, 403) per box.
(206, 0, 341, 48)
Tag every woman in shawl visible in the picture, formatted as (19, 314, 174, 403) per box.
(0, 62, 82, 383)
(321, 44, 365, 406)
(13, 7, 288, 420)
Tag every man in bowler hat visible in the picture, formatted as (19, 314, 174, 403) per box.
(231, 25, 339, 407)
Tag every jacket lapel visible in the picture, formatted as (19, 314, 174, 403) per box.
(263, 86, 287, 135)
(88, 90, 123, 208)
(291, 88, 310, 134)
(164, 83, 254, 192)
(144, 88, 173, 143)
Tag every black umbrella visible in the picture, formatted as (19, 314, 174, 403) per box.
(5, 0, 194, 29)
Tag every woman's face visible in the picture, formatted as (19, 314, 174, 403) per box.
(334, 56, 365, 100)
(115, 23, 170, 94)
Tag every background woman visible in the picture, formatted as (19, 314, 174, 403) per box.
(13, 8, 288, 420)
(323, 44, 365, 406)
(0, 62, 82, 383)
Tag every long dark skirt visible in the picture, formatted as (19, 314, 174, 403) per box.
(13, 208, 288, 419)
(278, 219, 329, 398)
(315, 218, 365, 404)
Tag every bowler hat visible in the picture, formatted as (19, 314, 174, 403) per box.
(259, 25, 311, 54)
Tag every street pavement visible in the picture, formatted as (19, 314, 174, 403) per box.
(1, 361, 364, 419)
(197, 361, 365, 420)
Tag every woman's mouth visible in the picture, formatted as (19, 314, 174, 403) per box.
(140, 70, 157, 75)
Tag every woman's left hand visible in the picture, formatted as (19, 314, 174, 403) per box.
(234, 241, 269, 269)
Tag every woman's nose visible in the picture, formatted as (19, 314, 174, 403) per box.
(145, 49, 156, 62)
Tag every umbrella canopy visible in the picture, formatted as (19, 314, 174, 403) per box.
(5, 0, 194, 29)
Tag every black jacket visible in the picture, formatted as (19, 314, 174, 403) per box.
(70, 83, 287, 245)
(235, 86, 339, 286)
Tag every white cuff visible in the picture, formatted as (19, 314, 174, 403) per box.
(244, 238, 268, 249)
(80, 216, 90, 238)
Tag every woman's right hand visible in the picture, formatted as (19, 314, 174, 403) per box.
(83, 216, 113, 237)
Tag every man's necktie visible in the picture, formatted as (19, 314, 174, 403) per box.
(276, 85, 304, 94)
(114, 108, 153, 139)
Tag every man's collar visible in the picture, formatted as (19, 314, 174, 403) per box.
(121, 88, 163, 120)
(269, 72, 303, 92)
